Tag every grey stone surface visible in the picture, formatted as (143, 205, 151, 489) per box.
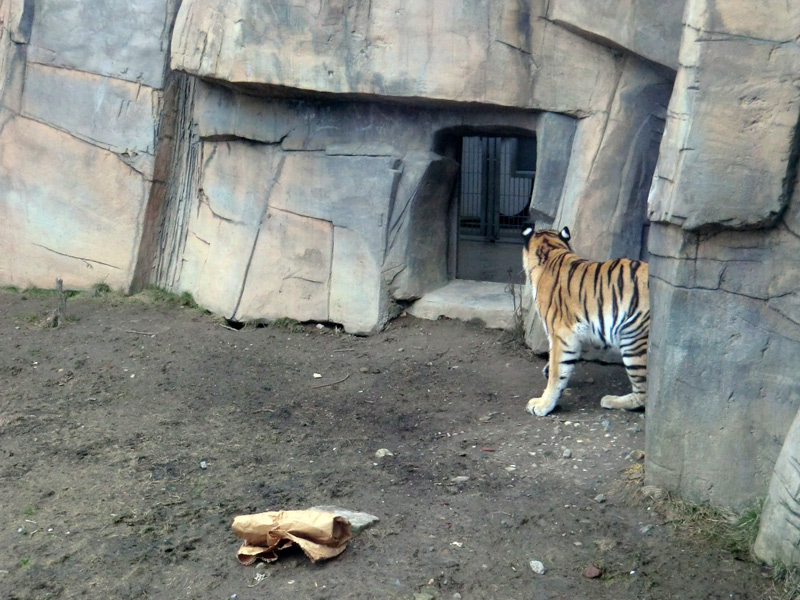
(645, 223, 800, 509)
(643, 0, 800, 510)
(407, 280, 517, 331)
(236, 209, 333, 324)
(171, 0, 622, 114)
(0, 2, 28, 115)
(330, 224, 387, 335)
(27, 0, 175, 88)
(548, 0, 684, 70)
(528, 112, 577, 226)
(754, 406, 800, 567)
(0, 116, 147, 291)
(178, 141, 279, 317)
(22, 63, 157, 176)
(648, 3, 800, 231)
(385, 153, 459, 301)
(309, 505, 379, 535)
(559, 55, 671, 262)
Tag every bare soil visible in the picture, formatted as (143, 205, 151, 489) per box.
(0, 290, 769, 599)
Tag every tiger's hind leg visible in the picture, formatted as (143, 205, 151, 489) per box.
(600, 341, 647, 411)
(527, 331, 582, 417)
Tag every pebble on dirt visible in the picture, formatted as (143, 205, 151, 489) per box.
(582, 564, 603, 579)
(529, 560, 546, 574)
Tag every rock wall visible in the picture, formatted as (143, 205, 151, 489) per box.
(645, 0, 800, 508)
(144, 0, 678, 334)
(0, 0, 179, 291)
(1, 0, 679, 336)
(548, 0, 684, 70)
(170, 0, 619, 114)
(754, 404, 800, 567)
(150, 80, 545, 334)
(7, 0, 800, 525)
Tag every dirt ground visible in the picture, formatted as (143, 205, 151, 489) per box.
(0, 289, 771, 599)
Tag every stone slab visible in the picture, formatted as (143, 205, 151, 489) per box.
(268, 153, 401, 259)
(22, 63, 157, 176)
(235, 208, 332, 324)
(408, 280, 516, 331)
(754, 405, 800, 566)
(549, 0, 684, 69)
(172, 0, 620, 114)
(194, 80, 301, 143)
(385, 152, 458, 300)
(329, 225, 384, 335)
(645, 224, 800, 509)
(309, 505, 379, 535)
(648, 10, 800, 231)
(27, 0, 173, 88)
(0, 116, 146, 291)
(528, 112, 577, 225)
(178, 140, 281, 316)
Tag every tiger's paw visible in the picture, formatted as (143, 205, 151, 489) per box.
(600, 393, 646, 411)
(527, 397, 557, 417)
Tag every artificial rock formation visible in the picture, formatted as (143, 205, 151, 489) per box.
(754, 404, 800, 567)
(0, 0, 179, 290)
(4, 0, 800, 541)
(645, 0, 800, 510)
(1, 0, 677, 334)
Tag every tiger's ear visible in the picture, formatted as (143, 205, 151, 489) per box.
(521, 225, 535, 241)
(559, 227, 571, 243)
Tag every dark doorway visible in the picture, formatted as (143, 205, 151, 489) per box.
(456, 136, 534, 283)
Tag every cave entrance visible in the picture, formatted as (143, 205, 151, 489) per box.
(454, 135, 535, 283)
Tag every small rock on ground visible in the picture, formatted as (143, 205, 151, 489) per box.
(529, 560, 546, 574)
(309, 505, 380, 534)
(582, 564, 603, 578)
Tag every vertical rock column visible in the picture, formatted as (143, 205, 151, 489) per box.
(754, 405, 800, 567)
(645, 0, 800, 508)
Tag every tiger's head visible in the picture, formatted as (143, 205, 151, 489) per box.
(521, 225, 572, 270)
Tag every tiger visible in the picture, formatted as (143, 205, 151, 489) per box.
(521, 225, 649, 417)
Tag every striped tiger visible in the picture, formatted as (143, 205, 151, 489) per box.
(521, 225, 649, 416)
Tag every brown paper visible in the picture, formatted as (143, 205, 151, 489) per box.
(232, 510, 352, 564)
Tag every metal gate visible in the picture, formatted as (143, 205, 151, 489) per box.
(456, 136, 535, 282)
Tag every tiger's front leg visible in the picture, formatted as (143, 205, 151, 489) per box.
(527, 332, 581, 417)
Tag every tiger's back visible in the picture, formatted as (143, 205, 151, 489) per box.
(521, 226, 649, 416)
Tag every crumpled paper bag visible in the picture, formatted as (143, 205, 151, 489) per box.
(232, 510, 352, 564)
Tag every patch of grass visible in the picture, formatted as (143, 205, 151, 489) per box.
(662, 497, 763, 558)
(506, 280, 527, 343)
(630, 473, 795, 596)
(496, 273, 528, 348)
(141, 286, 199, 309)
(22, 286, 55, 297)
(24, 506, 36, 516)
(767, 563, 800, 600)
(2, 285, 20, 293)
(269, 317, 304, 332)
(90, 282, 112, 297)
(21, 286, 80, 299)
